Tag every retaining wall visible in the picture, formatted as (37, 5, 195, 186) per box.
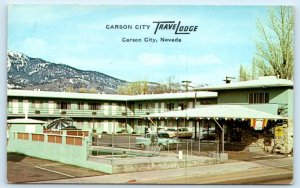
(7, 130, 113, 174)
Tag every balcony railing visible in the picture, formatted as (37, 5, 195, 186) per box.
(7, 106, 196, 118)
(7, 107, 162, 118)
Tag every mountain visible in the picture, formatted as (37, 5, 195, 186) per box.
(7, 51, 127, 93)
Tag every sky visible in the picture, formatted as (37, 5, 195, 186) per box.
(8, 5, 272, 86)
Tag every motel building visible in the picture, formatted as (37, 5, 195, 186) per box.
(7, 76, 293, 155)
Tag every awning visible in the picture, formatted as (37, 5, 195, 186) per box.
(143, 105, 287, 120)
(143, 105, 286, 154)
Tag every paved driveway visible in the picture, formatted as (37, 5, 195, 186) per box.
(7, 153, 107, 183)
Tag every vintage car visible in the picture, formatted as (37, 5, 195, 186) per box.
(177, 127, 193, 139)
(164, 127, 193, 139)
(200, 128, 216, 140)
(135, 132, 180, 148)
(163, 128, 177, 138)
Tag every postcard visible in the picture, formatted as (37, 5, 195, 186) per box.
(6, 5, 294, 184)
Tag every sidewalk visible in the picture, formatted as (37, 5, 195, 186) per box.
(37, 156, 293, 184)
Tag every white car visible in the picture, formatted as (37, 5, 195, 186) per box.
(136, 133, 179, 149)
(163, 128, 177, 138)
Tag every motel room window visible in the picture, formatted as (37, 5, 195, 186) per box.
(178, 102, 186, 110)
(166, 103, 174, 111)
(249, 93, 269, 104)
(88, 102, 100, 111)
(57, 101, 71, 110)
(138, 119, 145, 126)
(77, 120, 83, 129)
(200, 99, 211, 105)
(138, 103, 143, 110)
(77, 102, 84, 110)
(32, 100, 43, 109)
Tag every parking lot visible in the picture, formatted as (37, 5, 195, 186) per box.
(7, 153, 107, 183)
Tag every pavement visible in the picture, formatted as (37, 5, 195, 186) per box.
(36, 153, 293, 184)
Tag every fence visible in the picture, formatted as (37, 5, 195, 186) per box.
(89, 134, 220, 160)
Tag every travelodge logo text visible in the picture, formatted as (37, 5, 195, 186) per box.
(153, 21, 198, 34)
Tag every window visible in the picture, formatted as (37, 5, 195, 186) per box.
(88, 102, 100, 110)
(138, 103, 143, 110)
(138, 119, 143, 126)
(32, 100, 43, 109)
(166, 103, 174, 111)
(77, 120, 83, 129)
(200, 99, 211, 105)
(178, 103, 186, 110)
(77, 102, 84, 110)
(57, 101, 71, 109)
(249, 93, 269, 104)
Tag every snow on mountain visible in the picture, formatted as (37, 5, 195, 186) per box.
(7, 50, 127, 93)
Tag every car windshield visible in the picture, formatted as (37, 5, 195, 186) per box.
(145, 134, 157, 138)
(166, 128, 176, 131)
(180, 128, 188, 131)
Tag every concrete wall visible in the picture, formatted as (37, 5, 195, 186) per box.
(7, 130, 113, 174)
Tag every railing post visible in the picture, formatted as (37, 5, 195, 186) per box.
(191, 140, 193, 156)
(216, 140, 219, 160)
(168, 142, 169, 153)
(186, 142, 188, 158)
(129, 134, 131, 150)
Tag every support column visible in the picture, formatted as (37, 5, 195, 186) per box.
(176, 118, 179, 138)
(194, 119, 197, 141)
(214, 118, 224, 153)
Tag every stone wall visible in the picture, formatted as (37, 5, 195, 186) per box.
(237, 121, 293, 154)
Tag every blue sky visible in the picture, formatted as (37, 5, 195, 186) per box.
(8, 5, 271, 85)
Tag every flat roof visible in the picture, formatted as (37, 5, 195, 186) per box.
(144, 104, 286, 120)
(195, 76, 293, 91)
(7, 89, 217, 101)
(7, 118, 46, 124)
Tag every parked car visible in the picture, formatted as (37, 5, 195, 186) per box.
(200, 128, 216, 140)
(136, 133, 180, 149)
(177, 128, 193, 139)
(164, 128, 177, 138)
(164, 127, 193, 139)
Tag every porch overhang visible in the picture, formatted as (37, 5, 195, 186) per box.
(142, 104, 287, 120)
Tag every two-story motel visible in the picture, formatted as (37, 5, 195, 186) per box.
(7, 76, 293, 153)
(7, 89, 218, 134)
